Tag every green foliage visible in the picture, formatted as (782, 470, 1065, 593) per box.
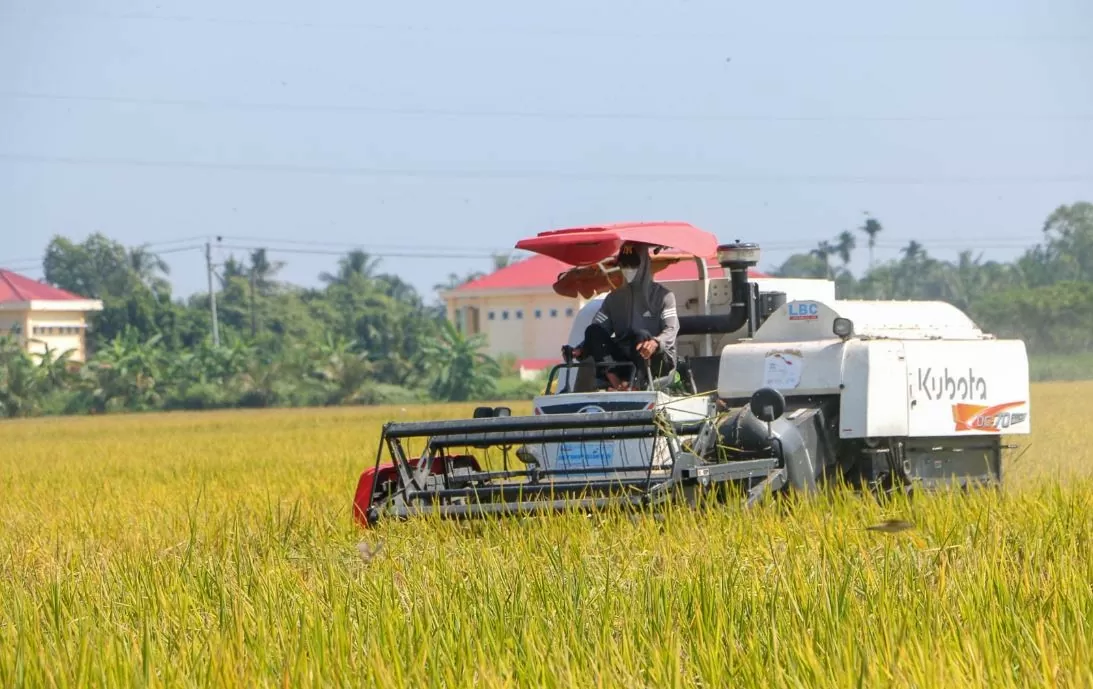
(1030, 352, 1093, 382)
(5, 199, 1092, 419)
(4, 233, 518, 416)
(773, 200, 1093, 373)
(419, 320, 502, 402)
(494, 375, 545, 401)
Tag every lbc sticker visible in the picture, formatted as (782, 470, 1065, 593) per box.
(788, 302, 819, 321)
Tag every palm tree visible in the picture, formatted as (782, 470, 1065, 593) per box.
(248, 248, 284, 295)
(894, 240, 935, 299)
(218, 256, 249, 288)
(811, 241, 836, 279)
(419, 320, 500, 402)
(374, 274, 421, 306)
(834, 230, 857, 268)
(77, 328, 166, 412)
(0, 336, 61, 417)
(320, 250, 381, 286)
(128, 245, 171, 294)
(900, 240, 925, 263)
(859, 215, 883, 268)
(308, 333, 374, 405)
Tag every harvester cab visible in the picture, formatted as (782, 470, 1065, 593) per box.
(353, 222, 1031, 528)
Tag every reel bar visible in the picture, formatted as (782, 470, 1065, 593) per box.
(385, 492, 676, 522)
(382, 410, 657, 439)
(405, 476, 667, 503)
(423, 424, 664, 448)
(439, 465, 673, 483)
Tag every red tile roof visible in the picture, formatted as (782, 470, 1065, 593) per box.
(456, 254, 570, 292)
(452, 254, 768, 293)
(0, 269, 87, 304)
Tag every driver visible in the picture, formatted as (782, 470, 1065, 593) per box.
(570, 242, 679, 390)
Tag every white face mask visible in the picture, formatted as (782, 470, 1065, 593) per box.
(621, 267, 638, 283)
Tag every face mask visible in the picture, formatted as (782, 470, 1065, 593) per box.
(621, 267, 638, 283)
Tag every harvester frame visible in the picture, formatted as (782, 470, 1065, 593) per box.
(356, 386, 793, 526)
(353, 221, 1030, 528)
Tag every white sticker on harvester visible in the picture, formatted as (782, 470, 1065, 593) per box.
(762, 350, 803, 389)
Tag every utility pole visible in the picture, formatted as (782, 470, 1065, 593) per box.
(205, 241, 221, 347)
(249, 269, 257, 338)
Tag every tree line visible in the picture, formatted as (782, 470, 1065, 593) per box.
(1, 200, 1091, 418)
(0, 238, 534, 418)
(771, 202, 1093, 370)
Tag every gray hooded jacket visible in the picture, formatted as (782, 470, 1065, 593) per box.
(589, 248, 679, 365)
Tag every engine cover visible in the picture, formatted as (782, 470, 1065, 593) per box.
(717, 299, 1032, 440)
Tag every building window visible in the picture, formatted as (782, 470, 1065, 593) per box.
(488, 311, 495, 321)
(550, 309, 558, 318)
(515, 310, 523, 320)
(502, 310, 509, 320)
(535, 309, 542, 319)
(565, 308, 574, 317)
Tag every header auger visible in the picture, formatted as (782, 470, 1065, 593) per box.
(353, 221, 1031, 527)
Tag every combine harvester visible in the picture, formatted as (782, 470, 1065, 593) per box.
(353, 222, 1031, 527)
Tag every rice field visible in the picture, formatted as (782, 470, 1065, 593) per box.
(2, 381, 1092, 688)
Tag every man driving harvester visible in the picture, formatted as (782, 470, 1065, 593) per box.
(568, 242, 679, 391)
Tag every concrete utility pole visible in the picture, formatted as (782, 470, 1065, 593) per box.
(205, 241, 220, 347)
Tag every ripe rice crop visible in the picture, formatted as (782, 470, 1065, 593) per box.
(2, 381, 1092, 687)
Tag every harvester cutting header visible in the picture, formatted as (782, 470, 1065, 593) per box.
(353, 222, 1031, 527)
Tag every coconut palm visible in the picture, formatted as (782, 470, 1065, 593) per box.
(834, 230, 857, 268)
(128, 245, 171, 293)
(418, 320, 500, 401)
(859, 215, 883, 267)
(811, 241, 837, 279)
(320, 250, 382, 286)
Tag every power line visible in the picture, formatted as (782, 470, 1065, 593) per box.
(138, 236, 212, 249)
(197, 233, 1049, 254)
(0, 235, 1046, 272)
(5, 9, 1091, 42)
(215, 235, 513, 253)
(3, 152, 1090, 185)
(152, 244, 205, 256)
(213, 243, 504, 260)
(5, 91, 1091, 123)
(0, 256, 43, 266)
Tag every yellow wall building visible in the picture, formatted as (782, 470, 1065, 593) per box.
(439, 254, 770, 380)
(439, 255, 591, 378)
(0, 269, 104, 362)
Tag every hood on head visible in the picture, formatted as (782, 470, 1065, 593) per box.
(615, 243, 657, 312)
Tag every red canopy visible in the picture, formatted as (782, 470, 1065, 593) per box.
(514, 221, 720, 267)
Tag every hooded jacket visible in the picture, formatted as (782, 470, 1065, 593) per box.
(589, 247, 679, 366)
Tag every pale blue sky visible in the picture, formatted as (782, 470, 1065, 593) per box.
(1, 0, 1091, 302)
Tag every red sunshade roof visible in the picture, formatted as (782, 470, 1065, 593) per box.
(552, 255, 768, 298)
(515, 221, 720, 267)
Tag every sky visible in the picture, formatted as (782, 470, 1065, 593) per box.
(1, 0, 1091, 304)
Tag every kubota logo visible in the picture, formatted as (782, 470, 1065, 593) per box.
(952, 401, 1027, 433)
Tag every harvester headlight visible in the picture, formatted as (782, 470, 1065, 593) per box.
(833, 317, 853, 338)
(716, 241, 761, 266)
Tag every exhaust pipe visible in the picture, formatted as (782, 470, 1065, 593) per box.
(678, 241, 760, 336)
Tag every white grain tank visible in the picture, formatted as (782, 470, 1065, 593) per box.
(717, 299, 1031, 440)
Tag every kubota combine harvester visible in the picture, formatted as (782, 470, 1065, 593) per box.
(353, 222, 1031, 527)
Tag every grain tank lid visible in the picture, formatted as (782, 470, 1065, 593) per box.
(753, 298, 987, 342)
(831, 300, 985, 339)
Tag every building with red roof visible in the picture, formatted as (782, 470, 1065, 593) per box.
(0, 269, 103, 362)
(439, 253, 768, 379)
